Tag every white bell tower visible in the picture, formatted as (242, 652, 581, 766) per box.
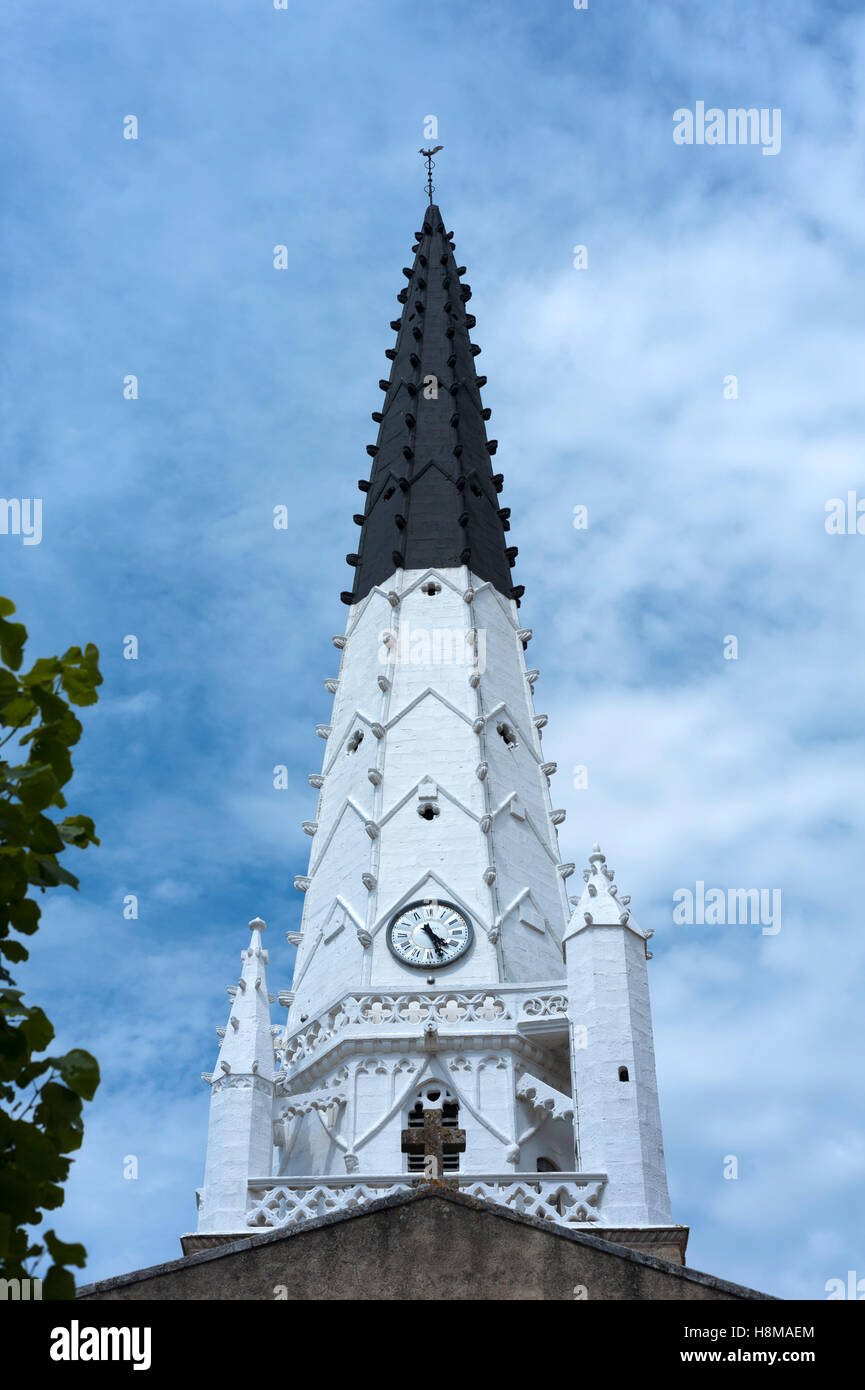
(190, 196, 685, 1263)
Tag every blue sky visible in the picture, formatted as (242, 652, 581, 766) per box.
(2, 0, 864, 1298)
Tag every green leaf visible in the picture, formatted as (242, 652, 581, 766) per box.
(26, 815, 65, 855)
(21, 656, 61, 687)
(58, 644, 102, 707)
(57, 815, 100, 849)
(21, 737, 73, 788)
(8, 898, 40, 934)
(0, 598, 98, 1289)
(44, 1228, 88, 1269)
(19, 1003, 55, 1053)
(27, 687, 79, 738)
(26, 854, 79, 891)
(0, 673, 20, 709)
(0, 856, 29, 903)
(42, 1264, 77, 1300)
(0, 804, 28, 847)
(34, 1081, 84, 1152)
(0, 694, 36, 728)
(0, 616, 27, 672)
(3, 1056, 51, 1089)
(0, 940, 29, 964)
(16, 765, 60, 811)
(57, 1049, 100, 1101)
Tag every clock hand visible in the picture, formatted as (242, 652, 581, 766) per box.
(422, 924, 447, 956)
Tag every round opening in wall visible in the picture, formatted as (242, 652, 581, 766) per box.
(418, 802, 440, 820)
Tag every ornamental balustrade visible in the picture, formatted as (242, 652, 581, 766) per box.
(279, 987, 569, 1071)
(245, 1173, 605, 1232)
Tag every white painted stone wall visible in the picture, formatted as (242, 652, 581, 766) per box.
(288, 566, 569, 1028)
(564, 849, 672, 1226)
(196, 577, 677, 1238)
(199, 922, 276, 1232)
(276, 1046, 576, 1179)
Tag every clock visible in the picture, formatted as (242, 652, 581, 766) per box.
(387, 899, 473, 970)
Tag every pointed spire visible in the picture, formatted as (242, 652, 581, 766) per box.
(213, 918, 276, 1082)
(343, 203, 520, 606)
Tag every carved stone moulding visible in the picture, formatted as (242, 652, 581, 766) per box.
(245, 1175, 607, 1235)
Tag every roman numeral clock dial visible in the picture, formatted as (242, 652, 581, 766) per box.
(387, 900, 473, 969)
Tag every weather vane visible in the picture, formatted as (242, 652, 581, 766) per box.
(419, 144, 443, 205)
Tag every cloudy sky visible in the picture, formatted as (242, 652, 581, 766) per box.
(2, 0, 863, 1299)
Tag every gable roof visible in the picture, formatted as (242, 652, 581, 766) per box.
(76, 1184, 777, 1302)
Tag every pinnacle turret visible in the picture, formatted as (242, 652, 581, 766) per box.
(342, 204, 520, 606)
(213, 918, 276, 1082)
(565, 845, 653, 953)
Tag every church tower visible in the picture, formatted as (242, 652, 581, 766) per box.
(191, 190, 685, 1262)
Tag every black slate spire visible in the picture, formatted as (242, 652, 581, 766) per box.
(342, 204, 521, 606)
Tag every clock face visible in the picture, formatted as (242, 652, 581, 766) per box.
(387, 899, 473, 970)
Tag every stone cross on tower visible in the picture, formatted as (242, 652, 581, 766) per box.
(401, 1109, 466, 1186)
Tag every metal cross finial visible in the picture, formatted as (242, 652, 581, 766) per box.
(418, 145, 443, 205)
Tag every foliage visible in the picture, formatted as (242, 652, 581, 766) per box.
(0, 597, 102, 1298)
